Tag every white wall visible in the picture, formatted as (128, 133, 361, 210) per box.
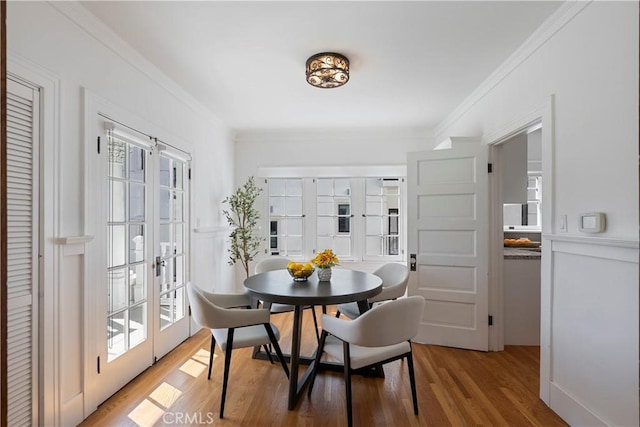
(7, 2, 234, 425)
(438, 2, 637, 239)
(234, 129, 431, 287)
(7, 0, 638, 425)
(434, 2, 638, 426)
(236, 2, 640, 425)
(235, 128, 432, 180)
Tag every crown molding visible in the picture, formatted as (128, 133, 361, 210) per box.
(235, 126, 433, 144)
(49, 1, 226, 128)
(258, 164, 406, 178)
(434, 1, 591, 138)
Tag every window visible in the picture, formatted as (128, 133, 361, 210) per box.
(265, 176, 404, 263)
(316, 178, 352, 259)
(268, 179, 304, 256)
(526, 174, 542, 228)
(364, 178, 401, 258)
(503, 174, 541, 230)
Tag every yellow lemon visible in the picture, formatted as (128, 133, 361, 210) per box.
(287, 261, 297, 269)
(302, 263, 313, 272)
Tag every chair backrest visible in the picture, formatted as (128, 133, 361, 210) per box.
(187, 282, 268, 331)
(255, 256, 290, 274)
(351, 296, 425, 347)
(187, 282, 224, 330)
(370, 263, 410, 302)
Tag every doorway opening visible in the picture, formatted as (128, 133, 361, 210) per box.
(489, 119, 545, 355)
(495, 125, 543, 349)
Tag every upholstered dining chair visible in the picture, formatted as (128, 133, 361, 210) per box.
(335, 262, 410, 319)
(254, 256, 320, 340)
(186, 282, 289, 419)
(308, 296, 425, 427)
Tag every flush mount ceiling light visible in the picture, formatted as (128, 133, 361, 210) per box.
(306, 52, 350, 88)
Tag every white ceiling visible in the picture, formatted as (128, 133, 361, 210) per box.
(80, 1, 563, 132)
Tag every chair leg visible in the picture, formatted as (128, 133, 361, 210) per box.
(407, 345, 419, 415)
(264, 323, 290, 379)
(343, 342, 353, 427)
(219, 329, 234, 419)
(307, 329, 328, 397)
(311, 306, 320, 343)
(208, 334, 216, 380)
(263, 345, 275, 364)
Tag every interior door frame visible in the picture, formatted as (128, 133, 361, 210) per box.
(484, 95, 555, 404)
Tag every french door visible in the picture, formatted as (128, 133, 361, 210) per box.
(94, 118, 190, 405)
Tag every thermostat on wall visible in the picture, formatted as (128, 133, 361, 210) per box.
(578, 212, 606, 233)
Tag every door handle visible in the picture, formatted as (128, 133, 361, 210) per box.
(410, 254, 417, 271)
(155, 256, 166, 277)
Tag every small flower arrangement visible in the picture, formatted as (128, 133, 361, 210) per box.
(311, 249, 339, 269)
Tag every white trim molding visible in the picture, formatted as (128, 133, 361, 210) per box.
(193, 226, 231, 235)
(258, 164, 406, 179)
(54, 235, 94, 246)
(435, 1, 590, 137)
(235, 126, 432, 144)
(49, 1, 224, 128)
(54, 236, 94, 257)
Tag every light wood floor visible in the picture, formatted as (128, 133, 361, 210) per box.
(80, 306, 567, 426)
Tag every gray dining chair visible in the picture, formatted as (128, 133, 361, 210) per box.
(186, 282, 289, 419)
(308, 295, 425, 427)
(254, 256, 320, 340)
(335, 262, 409, 319)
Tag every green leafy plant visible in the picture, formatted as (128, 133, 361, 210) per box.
(222, 176, 264, 278)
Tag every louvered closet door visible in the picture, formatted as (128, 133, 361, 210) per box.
(6, 77, 39, 426)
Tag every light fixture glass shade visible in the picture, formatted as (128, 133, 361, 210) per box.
(306, 52, 350, 88)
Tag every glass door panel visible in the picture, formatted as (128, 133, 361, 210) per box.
(364, 178, 401, 259)
(156, 153, 189, 334)
(268, 178, 304, 257)
(316, 179, 352, 258)
(106, 134, 149, 362)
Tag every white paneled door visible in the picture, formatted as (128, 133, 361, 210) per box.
(94, 119, 190, 405)
(407, 139, 489, 351)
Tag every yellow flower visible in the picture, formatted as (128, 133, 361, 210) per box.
(311, 249, 339, 268)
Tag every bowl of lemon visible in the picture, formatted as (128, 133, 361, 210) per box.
(286, 261, 315, 282)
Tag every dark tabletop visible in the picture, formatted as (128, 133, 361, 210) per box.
(243, 268, 382, 306)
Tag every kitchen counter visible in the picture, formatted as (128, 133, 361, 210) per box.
(504, 247, 541, 259)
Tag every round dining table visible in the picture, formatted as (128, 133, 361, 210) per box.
(244, 268, 382, 410)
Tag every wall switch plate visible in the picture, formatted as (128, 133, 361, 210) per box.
(559, 214, 568, 232)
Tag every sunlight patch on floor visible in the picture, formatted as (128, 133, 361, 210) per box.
(149, 381, 183, 408)
(179, 348, 213, 377)
(127, 398, 165, 427)
(179, 358, 207, 378)
(192, 348, 211, 365)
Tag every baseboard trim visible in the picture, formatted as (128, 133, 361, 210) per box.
(549, 382, 607, 426)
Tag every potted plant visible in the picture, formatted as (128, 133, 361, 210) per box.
(222, 176, 264, 278)
(311, 249, 339, 281)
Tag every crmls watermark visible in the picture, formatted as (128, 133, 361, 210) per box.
(162, 411, 216, 425)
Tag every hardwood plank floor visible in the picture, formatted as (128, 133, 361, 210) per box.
(80, 306, 567, 426)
